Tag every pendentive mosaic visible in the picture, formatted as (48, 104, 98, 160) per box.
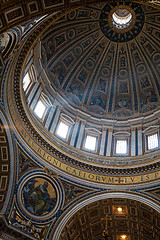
(22, 177, 57, 216)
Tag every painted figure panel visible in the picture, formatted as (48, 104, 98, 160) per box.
(22, 177, 57, 216)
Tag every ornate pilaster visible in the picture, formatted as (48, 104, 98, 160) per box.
(106, 128, 113, 156)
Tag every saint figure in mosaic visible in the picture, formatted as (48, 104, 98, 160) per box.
(22, 177, 56, 216)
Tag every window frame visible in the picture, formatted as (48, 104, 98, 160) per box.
(56, 120, 70, 141)
(115, 139, 128, 155)
(84, 134, 97, 152)
(143, 127, 159, 152)
(33, 93, 51, 121)
(55, 114, 74, 142)
(34, 98, 47, 120)
(113, 132, 130, 156)
(23, 72, 31, 92)
(83, 128, 101, 153)
(23, 64, 36, 94)
(147, 133, 159, 150)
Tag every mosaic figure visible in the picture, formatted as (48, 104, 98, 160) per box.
(120, 56, 126, 67)
(140, 89, 157, 109)
(22, 177, 57, 216)
(140, 75, 151, 89)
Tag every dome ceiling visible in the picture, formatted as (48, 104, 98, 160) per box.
(41, 2, 160, 119)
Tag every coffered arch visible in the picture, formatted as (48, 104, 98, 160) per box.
(53, 192, 160, 240)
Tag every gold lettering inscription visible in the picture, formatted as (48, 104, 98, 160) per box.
(7, 90, 160, 185)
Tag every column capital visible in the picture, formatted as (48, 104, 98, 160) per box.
(75, 117, 81, 123)
(81, 120, 86, 125)
(137, 125, 142, 130)
(131, 127, 136, 131)
(37, 76, 42, 85)
(53, 100, 61, 108)
(108, 127, 113, 132)
(57, 105, 63, 111)
(102, 126, 107, 131)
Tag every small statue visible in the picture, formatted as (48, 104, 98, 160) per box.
(102, 229, 109, 240)
(102, 214, 111, 240)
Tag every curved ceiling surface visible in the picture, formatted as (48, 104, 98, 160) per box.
(1, 2, 160, 240)
(40, 2, 160, 120)
(60, 198, 160, 240)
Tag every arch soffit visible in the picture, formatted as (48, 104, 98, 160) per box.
(52, 191, 160, 239)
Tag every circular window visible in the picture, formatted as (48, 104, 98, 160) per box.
(112, 8, 132, 29)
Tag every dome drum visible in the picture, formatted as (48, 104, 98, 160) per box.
(21, 43, 160, 166)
